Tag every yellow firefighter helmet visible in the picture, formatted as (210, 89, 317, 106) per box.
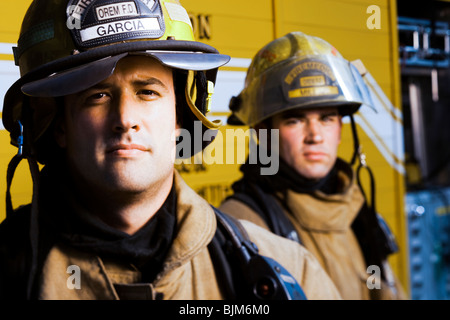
(229, 31, 373, 126)
(3, 0, 230, 162)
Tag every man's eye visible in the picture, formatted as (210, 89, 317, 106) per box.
(322, 115, 338, 122)
(139, 89, 159, 96)
(86, 92, 108, 103)
(285, 119, 298, 125)
(284, 117, 304, 125)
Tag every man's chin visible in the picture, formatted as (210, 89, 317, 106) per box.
(295, 165, 331, 180)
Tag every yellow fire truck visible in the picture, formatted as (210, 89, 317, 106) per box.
(1, 0, 449, 299)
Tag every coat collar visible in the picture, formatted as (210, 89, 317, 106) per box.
(149, 170, 217, 281)
(283, 163, 365, 232)
(39, 170, 218, 299)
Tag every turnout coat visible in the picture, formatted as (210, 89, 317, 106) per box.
(220, 161, 406, 300)
(0, 170, 341, 300)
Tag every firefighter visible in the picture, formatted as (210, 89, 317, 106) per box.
(0, 1, 342, 300)
(220, 31, 406, 300)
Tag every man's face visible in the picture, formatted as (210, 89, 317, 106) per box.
(57, 56, 178, 194)
(271, 107, 342, 180)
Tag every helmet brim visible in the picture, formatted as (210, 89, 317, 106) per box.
(234, 54, 375, 126)
(21, 50, 230, 98)
(2, 40, 229, 132)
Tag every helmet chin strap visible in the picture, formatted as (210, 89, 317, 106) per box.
(185, 70, 222, 129)
(5, 116, 41, 299)
(349, 114, 376, 214)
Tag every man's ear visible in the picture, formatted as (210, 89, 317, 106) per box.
(175, 104, 183, 138)
(175, 121, 182, 138)
(338, 116, 343, 144)
(254, 123, 266, 131)
(53, 115, 66, 148)
(254, 120, 270, 142)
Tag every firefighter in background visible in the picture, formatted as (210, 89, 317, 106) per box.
(0, 1, 341, 300)
(220, 31, 406, 300)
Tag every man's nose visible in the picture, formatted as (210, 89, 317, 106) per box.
(112, 93, 140, 133)
(304, 120, 323, 144)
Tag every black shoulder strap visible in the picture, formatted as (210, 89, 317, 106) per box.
(228, 182, 302, 244)
(208, 206, 307, 300)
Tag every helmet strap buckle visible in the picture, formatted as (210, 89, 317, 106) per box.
(357, 145, 367, 168)
(205, 80, 215, 113)
(185, 70, 221, 129)
(16, 120, 24, 157)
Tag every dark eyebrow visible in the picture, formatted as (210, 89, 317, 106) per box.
(132, 78, 168, 90)
(87, 77, 168, 91)
(320, 110, 340, 117)
(280, 110, 306, 119)
(87, 83, 113, 91)
(281, 109, 339, 119)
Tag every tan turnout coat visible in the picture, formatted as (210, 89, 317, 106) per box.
(38, 171, 341, 300)
(219, 166, 406, 300)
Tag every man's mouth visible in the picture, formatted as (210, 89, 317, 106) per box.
(106, 143, 149, 156)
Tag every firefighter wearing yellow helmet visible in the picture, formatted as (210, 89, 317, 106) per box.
(220, 31, 407, 300)
(0, 1, 342, 301)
